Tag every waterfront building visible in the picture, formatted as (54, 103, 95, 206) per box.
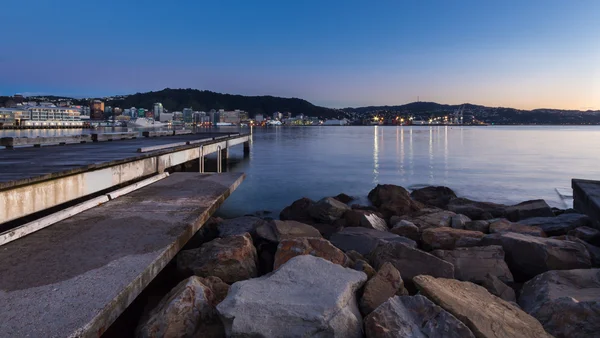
(113, 107, 123, 116)
(239, 111, 249, 121)
(173, 111, 183, 121)
(90, 100, 104, 120)
(81, 106, 91, 116)
(153, 103, 164, 120)
(183, 108, 193, 123)
(273, 112, 282, 120)
(285, 112, 292, 119)
(323, 118, 349, 126)
(159, 112, 174, 122)
(0, 106, 83, 127)
(209, 111, 220, 125)
(255, 114, 264, 122)
(219, 110, 241, 124)
(137, 108, 146, 118)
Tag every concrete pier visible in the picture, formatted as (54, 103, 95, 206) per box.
(0, 172, 245, 338)
(573, 179, 600, 228)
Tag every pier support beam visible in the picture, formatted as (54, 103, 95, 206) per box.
(243, 141, 250, 157)
(216, 146, 223, 173)
(199, 145, 205, 173)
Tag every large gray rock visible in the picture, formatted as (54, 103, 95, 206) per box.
(390, 219, 420, 241)
(273, 237, 349, 269)
(364, 295, 474, 338)
(563, 235, 600, 267)
(216, 255, 367, 338)
(177, 233, 258, 284)
(519, 269, 600, 338)
(410, 186, 458, 209)
(359, 262, 407, 315)
(414, 276, 552, 338)
(520, 213, 591, 236)
(421, 227, 485, 250)
(465, 220, 490, 233)
(480, 273, 516, 302)
(218, 216, 265, 237)
(368, 184, 423, 218)
(505, 199, 554, 222)
(401, 209, 456, 230)
(255, 220, 322, 243)
(432, 246, 513, 283)
(451, 214, 472, 229)
(480, 232, 591, 281)
(309, 197, 351, 223)
(369, 242, 454, 282)
(489, 219, 546, 237)
(446, 198, 506, 220)
(330, 227, 417, 256)
(136, 276, 220, 338)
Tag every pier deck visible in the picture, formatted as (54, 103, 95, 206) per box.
(0, 172, 245, 338)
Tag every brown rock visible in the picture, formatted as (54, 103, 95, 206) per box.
(279, 197, 315, 224)
(403, 208, 457, 230)
(465, 220, 490, 233)
(136, 276, 221, 338)
(360, 262, 408, 315)
(489, 219, 546, 237)
(446, 198, 506, 220)
(344, 209, 388, 231)
(177, 233, 258, 284)
(422, 227, 485, 250)
(480, 273, 516, 302)
(365, 295, 475, 338)
(330, 227, 417, 256)
(308, 197, 351, 223)
(369, 242, 454, 282)
(568, 226, 600, 243)
(352, 259, 377, 279)
(255, 220, 322, 243)
(431, 246, 513, 283)
(410, 186, 458, 209)
(273, 237, 349, 269)
(197, 276, 230, 304)
(333, 193, 354, 204)
(451, 214, 472, 229)
(505, 199, 554, 222)
(414, 275, 552, 338)
(480, 232, 591, 281)
(368, 184, 423, 218)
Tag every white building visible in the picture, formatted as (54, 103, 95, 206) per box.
(153, 103, 164, 120)
(323, 118, 349, 126)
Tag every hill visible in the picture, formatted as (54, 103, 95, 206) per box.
(103, 88, 340, 119)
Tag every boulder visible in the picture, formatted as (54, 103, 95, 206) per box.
(344, 209, 388, 231)
(431, 246, 513, 283)
(217, 255, 367, 338)
(519, 213, 591, 236)
(217, 216, 265, 237)
(364, 295, 475, 338)
(480, 273, 516, 302)
(359, 262, 408, 315)
(311, 222, 344, 239)
(465, 220, 490, 233)
(421, 227, 485, 250)
(333, 193, 354, 204)
(568, 226, 600, 243)
(480, 232, 591, 281)
(369, 242, 454, 282)
(279, 197, 315, 224)
(519, 269, 600, 338)
(446, 198, 506, 220)
(413, 275, 552, 338)
(410, 186, 458, 209)
(402, 209, 456, 230)
(489, 219, 546, 237)
(368, 184, 423, 218)
(389, 219, 420, 241)
(136, 276, 220, 338)
(562, 235, 600, 267)
(351, 259, 377, 279)
(197, 276, 230, 304)
(255, 219, 322, 243)
(346, 250, 367, 262)
(273, 237, 349, 269)
(505, 199, 554, 222)
(308, 197, 351, 223)
(177, 233, 258, 284)
(451, 214, 472, 229)
(330, 227, 417, 256)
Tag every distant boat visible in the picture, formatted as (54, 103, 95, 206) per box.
(267, 120, 282, 126)
(127, 118, 166, 128)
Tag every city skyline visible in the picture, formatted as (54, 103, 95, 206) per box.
(1, 0, 599, 110)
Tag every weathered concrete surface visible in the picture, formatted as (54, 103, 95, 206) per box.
(573, 179, 600, 229)
(0, 172, 244, 338)
(0, 134, 93, 147)
(0, 132, 248, 224)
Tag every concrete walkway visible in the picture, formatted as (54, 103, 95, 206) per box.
(0, 172, 244, 338)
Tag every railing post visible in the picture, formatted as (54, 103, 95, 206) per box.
(216, 145, 222, 173)
(199, 145, 204, 173)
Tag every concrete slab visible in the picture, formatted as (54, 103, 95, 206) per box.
(573, 179, 600, 229)
(0, 172, 245, 338)
(0, 135, 92, 148)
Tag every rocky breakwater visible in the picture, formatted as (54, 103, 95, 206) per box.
(133, 184, 600, 337)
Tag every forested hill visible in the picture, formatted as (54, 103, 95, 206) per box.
(105, 88, 340, 118)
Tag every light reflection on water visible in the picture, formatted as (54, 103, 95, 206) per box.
(218, 125, 600, 217)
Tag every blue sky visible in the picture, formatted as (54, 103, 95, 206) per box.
(1, 0, 598, 109)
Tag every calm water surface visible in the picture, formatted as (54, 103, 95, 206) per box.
(217, 125, 600, 217)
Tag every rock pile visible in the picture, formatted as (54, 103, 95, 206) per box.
(135, 184, 600, 337)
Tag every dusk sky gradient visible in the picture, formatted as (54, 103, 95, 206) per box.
(1, 0, 599, 109)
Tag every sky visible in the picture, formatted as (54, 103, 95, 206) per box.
(1, 0, 599, 110)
